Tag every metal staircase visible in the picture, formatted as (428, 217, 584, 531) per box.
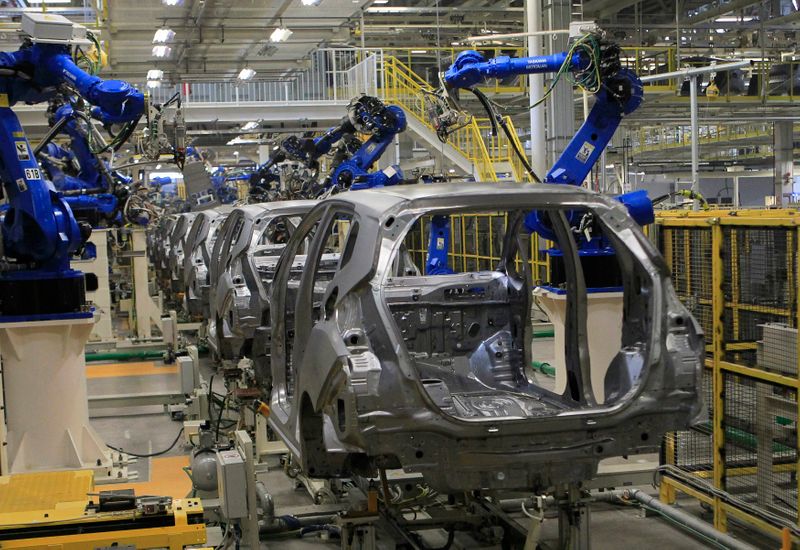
(380, 56, 533, 183)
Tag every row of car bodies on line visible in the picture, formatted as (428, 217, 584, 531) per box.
(148, 183, 705, 494)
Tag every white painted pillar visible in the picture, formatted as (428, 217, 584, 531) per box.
(689, 75, 700, 211)
(526, 0, 546, 179)
(774, 121, 794, 206)
(258, 145, 272, 165)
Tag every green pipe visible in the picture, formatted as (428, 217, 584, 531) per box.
(531, 360, 555, 376)
(699, 422, 791, 454)
(532, 329, 555, 338)
(85, 350, 166, 362)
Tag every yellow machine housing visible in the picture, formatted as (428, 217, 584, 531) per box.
(0, 470, 206, 550)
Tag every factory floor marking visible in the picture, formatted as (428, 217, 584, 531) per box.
(86, 361, 178, 378)
(105, 456, 191, 499)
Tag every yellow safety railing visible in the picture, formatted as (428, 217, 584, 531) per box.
(632, 123, 779, 155)
(237, 181, 249, 201)
(381, 56, 495, 181)
(405, 213, 550, 283)
(379, 47, 528, 95)
(381, 56, 533, 183)
(475, 120, 535, 183)
(655, 208, 800, 545)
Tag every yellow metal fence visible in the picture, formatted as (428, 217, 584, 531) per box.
(656, 209, 800, 543)
(405, 213, 550, 283)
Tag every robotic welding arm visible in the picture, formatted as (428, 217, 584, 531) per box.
(327, 95, 407, 191)
(0, 13, 143, 291)
(438, 34, 643, 191)
(250, 95, 407, 199)
(425, 32, 652, 278)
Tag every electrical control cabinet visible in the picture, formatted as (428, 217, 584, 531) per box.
(215, 449, 247, 520)
(21, 13, 90, 45)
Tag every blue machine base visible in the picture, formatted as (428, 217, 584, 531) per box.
(0, 309, 94, 324)
(0, 269, 88, 318)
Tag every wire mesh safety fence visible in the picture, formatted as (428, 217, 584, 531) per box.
(723, 227, 797, 371)
(655, 210, 800, 542)
(661, 226, 714, 353)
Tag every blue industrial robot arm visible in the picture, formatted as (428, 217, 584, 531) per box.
(425, 34, 651, 275)
(440, 37, 643, 191)
(0, 32, 143, 272)
(328, 96, 407, 191)
(40, 102, 139, 226)
(249, 95, 407, 199)
(50, 103, 105, 189)
(444, 50, 587, 90)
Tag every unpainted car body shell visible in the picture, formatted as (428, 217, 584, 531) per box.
(212, 200, 317, 364)
(150, 215, 178, 288)
(168, 212, 198, 296)
(183, 207, 234, 317)
(268, 183, 705, 493)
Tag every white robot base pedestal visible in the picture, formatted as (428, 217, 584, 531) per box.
(0, 313, 125, 480)
(533, 287, 623, 404)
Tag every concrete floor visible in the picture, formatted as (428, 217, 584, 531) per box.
(83, 339, 765, 549)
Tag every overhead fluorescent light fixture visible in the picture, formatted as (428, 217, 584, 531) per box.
(366, 6, 411, 11)
(147, 80, 162, 88)
(238, 67, 257, 80)
(27, 0, 71, 3)
(153, 28, 175, 43)
(411, 50, 427, 54)
(241, 121, 260, 131)
(147, 69, 164, 80)
(152, 45, 172, 58)
(301, 0, 322, 5)
(373, 0, 389, 3)
(270, 27, 293, 42)
(162, 0, 184, 5)
(715, 16, 755, 22)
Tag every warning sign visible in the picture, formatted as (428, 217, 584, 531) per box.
(15, 178, 26, 193)
(14, 141, 29, 161)
(575, 141, 595, 163)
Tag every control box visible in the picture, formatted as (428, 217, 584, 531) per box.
(177, 355, 195, 395)
(21, 13, 91, 45)
(216, 449, 247, 520)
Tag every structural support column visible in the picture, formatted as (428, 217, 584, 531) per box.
(258, 145, 272, 165)
(689, 75, 700, 211)
(526, 0, 546, 178)
(774, 121, 794, 206)
(544, 0, 575, 169)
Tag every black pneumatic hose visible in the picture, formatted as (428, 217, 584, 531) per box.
(470, 87, 542, 183)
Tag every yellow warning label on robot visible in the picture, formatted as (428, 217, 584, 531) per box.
(0, 94, 8, 108)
